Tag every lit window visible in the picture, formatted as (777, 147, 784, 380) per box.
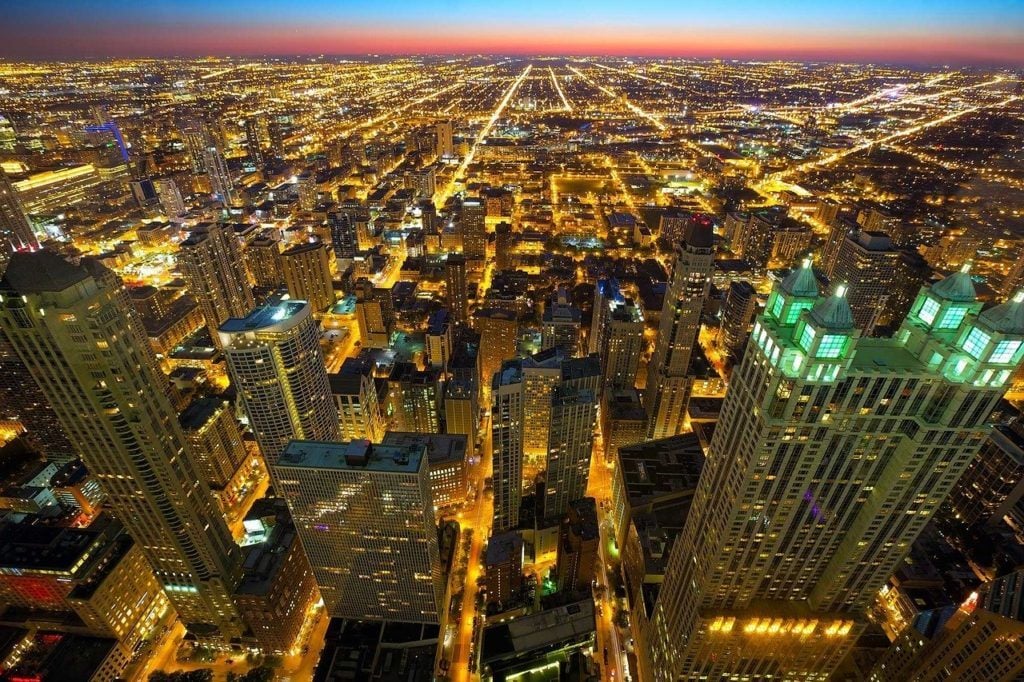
(962, 327, 991, 360)
(784, 301, 814, 325)
(918, 297, 940, 325)
(799, 324, 816, 352)
(770, 294, 784, 320)
(936, 305, 967, 330)
(816, 334, 848, 359)
(990, 340, 1021, 364)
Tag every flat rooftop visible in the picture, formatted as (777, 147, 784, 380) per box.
(277, 440, 424, 474)
(618, 433, 705, 509)
(219, 300, 309, 334)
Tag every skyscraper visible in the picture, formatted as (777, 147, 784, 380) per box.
(544, 385, 597, 520)
(244, 117, 265, 168)
(718, 279, 757, 360)
(328, 208, 357, 260)
(203, 142, 235, 206)
(219, 300, 339, 465)
(178, 222, 254, 343)
(354, 279, 394, 348)
(446, 254, 469, 323)
(830, 230, 900, 335)
(0, 251, 243, 637)
(0, 166, 35, 270)
(645, 263, 1024, 680)
(153, 177, 186, 218)
(273, 439, 444, 623)
(645, 221, 713, 439)
(387, 362, 441, 435)
(541, 286, 582, 355)
(461, 198, 486, 262)
(475, 307, 518, 391)
(280, 239, 335, 315)
(330, 357, 386, 443)
(491, 349, 600, 531)
(591, 278, 644, 390)
(435, 120, 454, 159)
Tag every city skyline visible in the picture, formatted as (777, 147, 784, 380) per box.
(1, 1, 1022, 65)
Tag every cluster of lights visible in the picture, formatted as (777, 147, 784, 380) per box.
(707, 616, 854, 637)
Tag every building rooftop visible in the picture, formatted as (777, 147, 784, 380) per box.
(1, 250, 89, 294)
(618, 434, 705, 510)
(381, 432, 467, 466)
(219, 299, 309, 335)
(485, 530, 524, 567)
(178, 396, 226, 431)
(277, 439, 424, 474)
(481, 599, 595, 663)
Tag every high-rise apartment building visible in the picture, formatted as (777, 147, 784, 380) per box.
(0, 166, 36, 270)
(179, 396, 248, 491)
(541, 286, 582, 355)
(444, 378, 479, 458)
(219, 300, 339, 465)
(328, 208, 358, 260)
(718, 279, 757, 359)
(591, 278, 644, 390)
(387, 362, 442, 434)
(273, 439, 443, 623)
(491, 349, 600, 531)
(0, 251, 244, 637)
(446, 254, 469, 323)
(435, 120, 454, 159)
(830, 230, 900, 335)
(646, 221, 713, 439)
(645, 263, 1024, 680)
(354, 279, 394, 348)
(943, 418, 1024, 528)
(329, 357, 386, 443)
(153, 177, 186, 218)
(178, 222, 254, 343)
(245, 232, 283, 288)
(426, 308, 453, 372)
(475, 307, 518, 390)
(280, 239, 334, 315)
(461, 198, 487, 262)
(544, 385, 597, 520)
(244, 117, 265, 169)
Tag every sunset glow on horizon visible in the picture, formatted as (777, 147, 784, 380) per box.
(2, 0, 1022, 64)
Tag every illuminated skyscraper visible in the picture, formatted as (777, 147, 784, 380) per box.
(830, 231, 900, 335)
(461, 198, 487, 262)
(544, 385, 597, 520)
(280, 239, 335, 315)
(219, 300, 339, 464)
(645, 221, 713, 439)
(330, 357, 386, 443)
(354, 279, 394, 348)
(718, 280, 757, 360)
(328, 209, 358, 260)
(541, 286, 582, 355)
(435, 120, 454, 159)
(646, 263, 1024, 680)
(591, 278, 644, 390)
(178, 222, 255, 343)
(244, 117, 265, 168)
(0, 166, 35, 269)
(153, 177, 186, 218)
(203, 142, 235, 206)
(273, 439, 443, 623)
(0, 251, 243, 637)
(446, 254, 469, 323)
(491, 349, 600, 531)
